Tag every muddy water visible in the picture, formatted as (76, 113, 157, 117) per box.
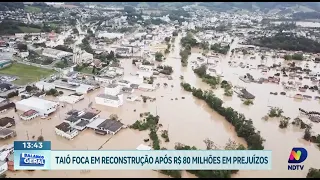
(2, 34, 320, 178)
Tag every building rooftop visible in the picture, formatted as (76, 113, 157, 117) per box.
(43, 48, 72, 56)
(118, 80, 130, 84)
(75, 119, 90, 127)
(87, 118, 106, 129)
(106, 84, 118, 88)
(65, 115, 81, 123)
(80, 112, 98, 120)
(97, 94, 119, 100)
(0, 128, 15, 139)
(21, 109, 38, 117)
(97, 119, 123, 133)
(67, 109, 80, 116)
(0, 102, 15, 112)
(16, 97, 58, 110)
(0, 117, 15, 127)
(55, 122, 71, 133)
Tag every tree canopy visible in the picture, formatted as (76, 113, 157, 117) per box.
(249, 33, 320, 53)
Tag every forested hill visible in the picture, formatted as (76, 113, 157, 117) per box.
(93, 2, 320, 12)
(0, 2, 24, 11)
(248, 33, 320, 53)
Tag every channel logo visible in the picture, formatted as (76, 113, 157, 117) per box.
(19, 153, 45, 167)
(288, 147, 308, 170)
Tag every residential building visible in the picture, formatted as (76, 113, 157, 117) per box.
(95, 84, 124, 108)
(64, 110, 100, 131)
(0, 128, 16, 140)
(138, 83, 156, 91)
(87, 118, 124, 135)
(20, 109, 39, 121)
(16, 97, 59, 116)
(95, 94, 124, 108)
(138, 64, 154, 72)
(75, 84, 94, 94)
(0, 117, 15, 128)
(0, 102, 15, 113)
(72, 48, 93, 64)
(104, 84, 121, 96)
(58, 93, 84, 104)
(94, 76, 116, 84)
(42, 48, 73, 60)
(97, 32, 124, 39)
(117, 80, 131, 88)
(55, 122, 79, 140)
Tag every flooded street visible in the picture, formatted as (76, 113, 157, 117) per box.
(2, 33, 320, 178)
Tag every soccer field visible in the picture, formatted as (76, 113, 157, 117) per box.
(0, 63, 56, 85)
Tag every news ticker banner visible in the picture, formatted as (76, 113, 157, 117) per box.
(14, 141, 272, 170)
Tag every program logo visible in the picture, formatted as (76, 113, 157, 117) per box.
(19, 153, 45, 167)
(288, 147, 308, 170)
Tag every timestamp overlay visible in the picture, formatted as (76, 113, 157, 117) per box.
(14, 141, 51, 170)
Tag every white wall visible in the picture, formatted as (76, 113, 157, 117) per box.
(104, 86, 121, 96)
(20, 113, 39, 121)
(16, 100, 58, 116)
(35, 82, 56, 91)
(117, 81, 131, 88)
(55, 128, 78, 140)
(95, 95, 123, 108)
(95, 77, 115, 84)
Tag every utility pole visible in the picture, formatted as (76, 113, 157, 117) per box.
(26, 131, 29, 140)
(156, 106, 158, 116)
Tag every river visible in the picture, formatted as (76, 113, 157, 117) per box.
(2, 33, 320, 178)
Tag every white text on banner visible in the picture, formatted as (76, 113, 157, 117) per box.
(51, 150, 272, 170)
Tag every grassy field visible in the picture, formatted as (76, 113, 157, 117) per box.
(79, 67, 94, 74)
(18, 26, 41, 33)
(25, 6, 42, 13)
(0, 63, 56, 85)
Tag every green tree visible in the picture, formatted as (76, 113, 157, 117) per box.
(37, 135, 44, 141)
(155, 52, 163, 62)
(306, 168, 320, 178)
(172, 31, 178, 36)
(164, 37, 171, 43)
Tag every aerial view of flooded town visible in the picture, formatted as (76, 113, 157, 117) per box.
(0, 2, 320, 178)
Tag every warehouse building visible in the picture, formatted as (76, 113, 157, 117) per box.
(15, 97, 59, 116)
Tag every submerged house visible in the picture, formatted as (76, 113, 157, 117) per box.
(0, 117, 15, 128)
(239, 89, 255, 99)
(55, 122, 79, 140)
(87, 118, 124, 135)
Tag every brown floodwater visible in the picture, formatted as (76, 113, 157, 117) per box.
(2, 34, 320, 178)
